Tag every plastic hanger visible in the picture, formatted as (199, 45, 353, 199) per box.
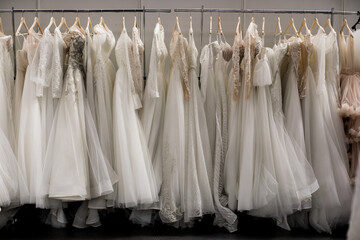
(310, 17, 325, 34)
(72, 16, 86, 35)
(16, 17, 30, 36)
(323, 18, 334, 32)
(274, 17, 282, 37)
(87, 17, 93, 36)
(262, 17, 265, 37)
(30, 17, 43, 34)
(283, 17, 298, 38)
(58, 17, 70, 32)
(340, 18, 353, 36)
(351, 12, 360, 30)
(298, 17, 310, 36)
(46, 16, 57, 32)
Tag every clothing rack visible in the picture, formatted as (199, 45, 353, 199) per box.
(0, 7, 359, 80)
(2, 7, 172, 80)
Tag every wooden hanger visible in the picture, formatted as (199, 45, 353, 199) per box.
(217, 16, 223, 35)
(340, 18, 353, 36)
(58, 17, 70, 32)
(283, 17, 298, 38)
(251, 16, 255, 23)
(87, 17, 93, 36)
(134, 16, 140, 32)
(173, 16, 181, 33)
(209, 16, 213, 35)
(236, 16, 242, 35)
(0, 17, 3, 34)
(323, 18, 334, 32)
(262, 17, 265, 36)
(72, 17, 86, 35)
(100, 16, 109, 32)
(158, 16, 161, 24)
(310, 17, 325, 34)
(46, 16, 57, 32)
(16, 17, 30, 36)
(30, 17, 43, 34)
(189, 16, 193, 35)
(122, 16, 126, 32)
(298, 17, 310, 35)
(274, 17, 282, 37)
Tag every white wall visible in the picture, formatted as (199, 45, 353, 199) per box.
(1, 0, 360, 76)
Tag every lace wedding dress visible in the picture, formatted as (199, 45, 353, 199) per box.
(160, 21, 214, 225)
(40, 27, 117, 203)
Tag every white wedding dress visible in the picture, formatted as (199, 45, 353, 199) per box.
(40, 27, 117, 203)
(0, 35, 15, 151)
(0, 34, 28, 209)
(92, 23, 116, 178)
(141, 22, 168, 193)
(13, 37, 28, 143)
(112, 27, 158, 208)
(17, 29, 43, 204)
(160, 22, 214, 225)
(300, 31, 352, 233)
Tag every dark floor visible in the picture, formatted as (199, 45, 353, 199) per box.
(0, 206, 348, 239)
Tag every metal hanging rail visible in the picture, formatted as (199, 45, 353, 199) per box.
(173, 8, 358, 15)
(0, 8, 171, 13)
(0, 7, 172, 79)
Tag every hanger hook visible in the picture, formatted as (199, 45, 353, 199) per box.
(77, 9, 79, 17)
(22, 10, 24, 18)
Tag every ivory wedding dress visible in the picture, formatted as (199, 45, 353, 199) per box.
(40, 27, 117, 203)
(141, 22, 168, 193)
(160, 21, 214, 225)
(113, 26, 158, 208)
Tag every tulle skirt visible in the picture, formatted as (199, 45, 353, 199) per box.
(17, 67, 43, 204)
(347, 158, 360, 240)
(113, 67, 158, 208)
(141, 74, 166, 195)
(160, 66, 214, 224)
(0, 128, 28, 207)
(302, 67, 352, 233)
(40, 68, 117, 204)
(339, 73, 360, 117)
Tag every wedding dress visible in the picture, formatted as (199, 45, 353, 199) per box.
(300, 31, 352, 233)
(346, 29, 360, 240)
(13, 37, 28, 142)
(160, 21, 214, 225)
(113, 26, 158, 208)
(141, 22, 168, 193)
(0, 35, 15, 150)
(17, 29, 43, 204)
(93, 23, 116, 174)
(40, 27, 117, 203)
(224, 26, 244, 211)
(280, 36, 307, 155)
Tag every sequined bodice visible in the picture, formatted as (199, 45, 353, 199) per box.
(65, 31, 86, 77)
